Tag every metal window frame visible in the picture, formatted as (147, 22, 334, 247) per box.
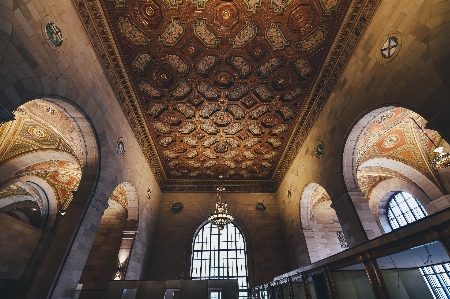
(191, 222, 249, 297)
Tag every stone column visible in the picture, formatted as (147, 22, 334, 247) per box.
(301, 272, 313, 299)
(331, 193, 370, 247)
(361, 253, 391, 299)
(26, 191, 108, 299)
(323, 265, 340, 299)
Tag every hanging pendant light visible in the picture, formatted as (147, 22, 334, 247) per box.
(208, 175, 234, 230)
(410, 117, 450, 169)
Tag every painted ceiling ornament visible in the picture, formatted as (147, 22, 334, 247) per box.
(243, 0, 262, 12)
(381, 133, 400, 149)
(193, 19, 221, 48)
(297, 26, 327, 52)
(114, 0, 126, 7)
(318, 0, 339, 14)
(375, 111, 395, 125)
(132, 53, 155, 74)
(196, 55, 221, 76)
(158, 18, 186, 46)
(45, 22, 63, 47)
(163, 0, 183, 9)
(117, 137, 126, 157)
(381, 37, 398, 59)
(228, 56, 252, 78)
(28, 126, 49, 140)
(213, 2, 239, 29)
(139, 81, 163, 99)
(265, 23, 290, 50)
(377, 31, 402, 64)
(291, 58, 312, 80)
(191, 0, 209, 10)
(164, 54, 189, 75)
(136, 0, 162, 27)
(229, 21, 258, 49)
(315, 140, 324, 159)
(118, 16, 151, 46)
(170, 201, 184, 213)
(270, 0, 293, 13)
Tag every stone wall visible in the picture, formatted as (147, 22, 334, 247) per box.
(276, 0, 450, 268)
(146, 192, 290, 287)
(0, 212, 41, 279)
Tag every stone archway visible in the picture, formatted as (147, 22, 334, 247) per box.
(301, 183, 346, 263)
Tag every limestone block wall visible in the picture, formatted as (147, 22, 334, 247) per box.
(0, 212, 41, 279)
(146, 192, 289, 287)
(0, 0, 163, 296)
(79, 204, 127, 292)
(308, 202, 345, 263)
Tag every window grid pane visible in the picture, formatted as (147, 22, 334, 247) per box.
(191, 222, 249, 298)
(387, 192, 450, 299)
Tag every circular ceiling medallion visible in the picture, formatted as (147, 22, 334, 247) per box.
(377, 31, 402, 64)
(255, 202, 267, 213)
(213, 2, 239, 31)
(212, 111, 232, 127)
(315, 140, 324, 159)
(45, 22, 63, 47)
(136, 0, 162, 27)
(213, 71, 235, 89)
(169, 201, 184, 214)
(381, 134, 400, 149)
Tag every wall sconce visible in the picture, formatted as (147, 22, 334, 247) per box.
(287, 189, 292, 198)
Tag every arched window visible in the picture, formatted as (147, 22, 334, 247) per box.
(387, 191, 450, 298)
(387, 191, 427, 230)
(191, 222, 249, 299)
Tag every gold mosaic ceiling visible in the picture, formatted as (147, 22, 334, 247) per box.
(356, 108, 444, 200)
(75, 0, 379, 191)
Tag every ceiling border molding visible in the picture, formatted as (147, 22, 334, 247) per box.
(72, 0, 381, 192)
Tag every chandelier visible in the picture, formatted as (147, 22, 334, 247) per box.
(208, 176, 234, 230)
(411, 117, 450, 169)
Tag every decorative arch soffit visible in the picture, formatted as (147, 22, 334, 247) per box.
(0, 97, 99, 215)
(344, 107, 444, 196)
(73, 0, 382, 192)
(300, 183, 332, 230)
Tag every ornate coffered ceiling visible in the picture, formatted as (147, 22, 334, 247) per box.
(74, 0, 380, 191)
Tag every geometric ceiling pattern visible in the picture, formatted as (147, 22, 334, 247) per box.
(74, 0, 380, 191)
(356, 107, 443, 200)
(109, 183, 128, 212)
(6, 160, 82, 210)
(0, 100, 83, 166)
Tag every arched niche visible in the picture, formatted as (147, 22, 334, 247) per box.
(300, 183, 346, 263)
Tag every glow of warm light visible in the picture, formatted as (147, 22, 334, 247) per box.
(434, 146, 444, 153)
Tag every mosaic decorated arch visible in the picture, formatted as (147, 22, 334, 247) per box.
(344, 107, 447, 239)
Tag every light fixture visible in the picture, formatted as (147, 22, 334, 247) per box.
(411, 117, 449, 169)
(208, 175, 234, 230)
